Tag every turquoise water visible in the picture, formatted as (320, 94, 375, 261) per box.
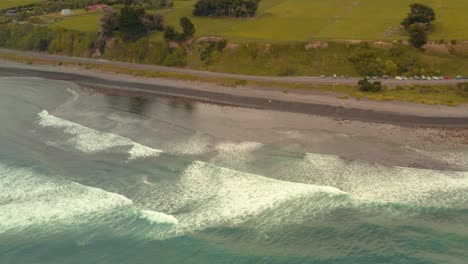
(0, 77, 467, 264)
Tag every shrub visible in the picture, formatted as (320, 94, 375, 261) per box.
(358, 78, 383, 92)
(193, 0, 261, 17)
(348, 48, 384, 76)
(456, 82, 468, 97)
(198, 39, 227, 64)
(163, 26, 177, 41)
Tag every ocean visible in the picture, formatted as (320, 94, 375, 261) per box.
(0, 76, 467, 264)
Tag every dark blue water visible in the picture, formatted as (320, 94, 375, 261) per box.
(0, 77, 467, 264)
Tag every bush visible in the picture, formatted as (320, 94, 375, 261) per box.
(193, 0, 261, 17)
(348, 45, 384, 76)
(358, 78, 383, 92)
(456, 82, 468, 97)
(164, 46, 187, 66)
(163, 26, 177, 41)
(197, 39, 227, 64)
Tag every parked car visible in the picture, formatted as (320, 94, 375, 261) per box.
(382, 75, 389, 79)
(443, 76, 452, 80)
(456, 75, 462, 79)
(395, 76, 403, 80)
(414, 76, 421, 80)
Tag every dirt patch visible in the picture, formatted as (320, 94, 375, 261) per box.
(305, 41, 329, 50)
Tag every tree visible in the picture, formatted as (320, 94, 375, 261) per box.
(408, 23, 428, 48)
(401, 3, 435, 29)
(193, 0, 261, 17)
(141, 13, 165, 31)
(163, 25, 177, 41)
(100, 10, 119, 36)
(118, 6, 146, 41)
(164, 17, 196, 42)
(180, 17, 195, 39)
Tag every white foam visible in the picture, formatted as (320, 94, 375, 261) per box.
(147, 161, 345, 235)
(212, 141, 263, 167)
(167, 133, 213, 155)
(0, 163, 132, 234)
(37, 110, 162, 160)
(281, 153, 468, 207)
(140, 210, 179, 225)
(0, 163, 177, 236)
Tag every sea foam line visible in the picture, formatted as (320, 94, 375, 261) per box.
(37, 110, 162, 160)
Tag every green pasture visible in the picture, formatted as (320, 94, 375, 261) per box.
(160, 0, 468, 42)
(0, 0, 43, 10)
(52, 12, 101, 32)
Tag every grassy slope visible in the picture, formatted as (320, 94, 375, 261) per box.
(1, 51, 467, 106)
(52, 12, 101, 32)
(161, 0, 468, 42)
(0, 0, 43, 10)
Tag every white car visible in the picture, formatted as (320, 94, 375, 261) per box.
(395, 76, 403, 80)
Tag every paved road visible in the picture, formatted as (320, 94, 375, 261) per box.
(0, 48, 465, 86)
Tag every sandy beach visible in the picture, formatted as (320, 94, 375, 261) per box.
(1, 60, 468, 127)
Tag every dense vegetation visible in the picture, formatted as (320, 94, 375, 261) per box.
(358, 78, 383, 92)
(401, 3, 436, 48)
(163, 16, 195, 41)
(193, 0, 260, 17)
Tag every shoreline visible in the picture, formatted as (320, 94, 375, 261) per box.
(1, 62, 468, 128)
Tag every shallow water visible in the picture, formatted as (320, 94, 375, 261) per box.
(0, 77, 467, 264)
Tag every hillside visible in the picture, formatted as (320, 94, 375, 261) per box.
(160, 0, 468, 42)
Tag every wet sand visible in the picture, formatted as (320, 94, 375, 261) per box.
(1, 61, 468, 127)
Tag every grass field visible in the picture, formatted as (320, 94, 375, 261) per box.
(0, 0, 43, 10)
(48, 0, 468, 41)
(52, 12, 101, 32)
(160, 0, 468, 42)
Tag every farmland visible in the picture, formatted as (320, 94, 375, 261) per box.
(0, 0, 43, 10)
(160, 0, 468, 42)
(47, 0, 468, 41)
(52, 12, 101, 32)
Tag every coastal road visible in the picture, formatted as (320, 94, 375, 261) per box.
(0, 48, 465, 86)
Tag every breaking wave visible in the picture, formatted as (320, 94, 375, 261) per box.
(0, 162, 177, 239)
(37, 110, 162, 160)
(272, 153, 468, 208)
(139, 161, 347, 236)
